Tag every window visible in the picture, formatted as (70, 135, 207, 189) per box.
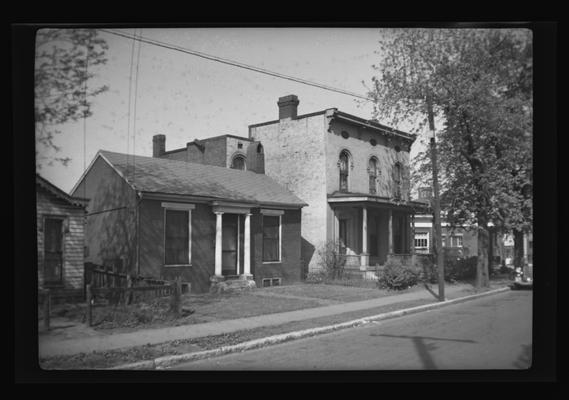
(262, 215, 281, 262)
(163, 205, 193, 265)
(341, 130, 350, 139)
(414, 232, 429, 249)
(449, 235, 463, 248)
(393, 162, 402, 199)
(231, 155, 246, 170)
(44, 217, 64, 285)
(368, 157, 378, 194)
(262, 277, 282, 287)
(339, 150, 350, 192)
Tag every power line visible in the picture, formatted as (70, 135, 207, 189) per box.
(99, 28, 374, 102)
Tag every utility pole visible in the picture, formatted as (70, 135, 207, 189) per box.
(427, 93, 445, 301)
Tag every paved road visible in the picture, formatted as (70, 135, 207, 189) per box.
(173, 290, 532, 370)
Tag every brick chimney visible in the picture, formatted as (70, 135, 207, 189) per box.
(153, 134, 166, 157)
(277, 95, 299, 120)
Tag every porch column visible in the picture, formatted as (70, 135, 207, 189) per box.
(214, 211, 223, 277)
(361, 207, 369, 269)
(242, 213, 252, 279)
(388, 209, 393, 254)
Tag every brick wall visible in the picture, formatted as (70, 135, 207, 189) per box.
(138, 200, 215, 293)
(250, 209, 302, 286)
(250, 115, 328, 272)
(36, 189, 85, 292)
(326, 119, 411, 200)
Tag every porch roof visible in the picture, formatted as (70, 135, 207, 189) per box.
(328, 191, 431, 213)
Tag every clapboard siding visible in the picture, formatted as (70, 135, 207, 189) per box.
(37, 188, 86, 293)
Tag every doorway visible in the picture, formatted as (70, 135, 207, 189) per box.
(222, 214, 244, 276)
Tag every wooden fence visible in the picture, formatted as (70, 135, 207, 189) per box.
(83, 263, 189, 326)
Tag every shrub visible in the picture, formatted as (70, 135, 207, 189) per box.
(443, 256, 477, 282)
(316, 240, 346, 280)
(377, 259, 419, 290)
(305, 270, 327, 284)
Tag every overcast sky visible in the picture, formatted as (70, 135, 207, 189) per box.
(36, 27, 428, 193)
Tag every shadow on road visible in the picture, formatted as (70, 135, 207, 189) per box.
(370, 333, 476, 369)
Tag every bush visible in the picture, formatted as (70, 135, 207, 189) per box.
(305, 270, 327, 284)
(377, 259, 419, 290)
(316, 241, 346, 280)
(443, 256, 477, 282)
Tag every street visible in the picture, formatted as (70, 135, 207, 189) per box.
(172, 290, 532, 370)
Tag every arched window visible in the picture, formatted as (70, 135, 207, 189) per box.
(393, 162, 402, 199)
(231, 155, 246, 170)
(368, 157, 378, 194)
(257, 143, 264, 154)
(338, 150, 350, 192)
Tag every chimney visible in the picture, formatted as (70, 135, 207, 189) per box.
(277, 95, 299, 120)
(153, 134, 166, 157)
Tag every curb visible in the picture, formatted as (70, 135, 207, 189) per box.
(111, 286, 511, 370)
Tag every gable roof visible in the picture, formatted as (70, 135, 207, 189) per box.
(92, 150, 307, 208)
(36, 174, 89, 208)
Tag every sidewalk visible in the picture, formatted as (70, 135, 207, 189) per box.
(39, 283, 478, 358)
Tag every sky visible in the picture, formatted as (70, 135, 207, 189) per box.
(36, 27, 429, 193)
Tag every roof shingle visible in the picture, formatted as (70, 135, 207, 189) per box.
(99, 150, 306, 208)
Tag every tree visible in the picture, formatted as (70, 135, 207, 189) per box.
(367, 28, 532, 288)
(35, 28, 109, 168)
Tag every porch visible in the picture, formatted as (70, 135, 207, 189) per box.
(329, 196, 429, 279)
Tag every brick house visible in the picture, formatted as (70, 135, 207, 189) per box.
(248, 95, 430, 277)
(36, 174, 88, 302)
(412, 187, 532, 274)
(70, 150, 306, 293)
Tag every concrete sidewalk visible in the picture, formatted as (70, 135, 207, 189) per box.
(38, 284, 483, 358)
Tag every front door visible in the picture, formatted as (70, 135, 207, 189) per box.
(222, 214, 239, 276)
(44, 218, 63, 285)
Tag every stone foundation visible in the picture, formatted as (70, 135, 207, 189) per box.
(209, 275, 257, 294)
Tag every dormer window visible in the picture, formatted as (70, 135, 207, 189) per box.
(368, 157, 379, 195)
(338, 150, 350, 192)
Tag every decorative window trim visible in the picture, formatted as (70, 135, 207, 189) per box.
(162, 203, 194, 267)
(260, 209, 284, 216)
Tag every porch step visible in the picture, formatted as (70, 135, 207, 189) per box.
(210, 276, 257, 294)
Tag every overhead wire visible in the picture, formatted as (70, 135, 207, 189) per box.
(99, 28, 374, 102)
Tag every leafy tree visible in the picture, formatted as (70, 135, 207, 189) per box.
(35, 28, 109, 168)
(367, 28, 532, 287)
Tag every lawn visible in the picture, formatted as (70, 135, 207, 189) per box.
(40, 276, 511, 334)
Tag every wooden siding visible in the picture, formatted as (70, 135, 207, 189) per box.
(36, 189, 85, 291)
(72, 156, 138, 274)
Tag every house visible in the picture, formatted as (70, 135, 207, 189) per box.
(412, 187, 533, 272)
(36, 174, 88, 302)
(70, 150, 306, 293)
(248, 95, 430, 277)
(152, 133, 263, 172)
